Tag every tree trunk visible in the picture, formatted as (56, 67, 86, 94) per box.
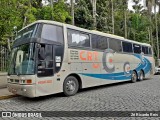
(71, 0, 74, 25)
(50, 0, 54, 20)
(155, 2, 159, 59)
(7, 38, 11, 52)
(111, 0, 114, 34)
(92, 0, 97, 30)
(23, 15, 27, 27)
(148, 0, 154, 52)
(124, 11, 127, 38)
(148, 27, 151, 43)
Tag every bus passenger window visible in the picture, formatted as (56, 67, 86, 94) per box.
(109, 38, 122, 52)
(133, 44, 141, 54)
(122, 42, 133, 53)
(148, 47, 152, 55)
(67, 29, 90, 47)
(92, 34, 108, 50)
(142, 46, 149, 54)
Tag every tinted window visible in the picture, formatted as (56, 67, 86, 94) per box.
(41, 24, 63, 43)
(109, 38, 122, 52)
(133, 44, 141, 54)
(38, 44, 54, 77)
(92, 34, 108, 50)
(142, 46, 149, 54)
(15, 24, 37, 40)
(148, 47, 152, 55)
(122, 42, 133, 53)
(67, 29, 90, 47)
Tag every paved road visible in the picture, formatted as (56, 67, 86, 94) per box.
(0, 75, 160, 120)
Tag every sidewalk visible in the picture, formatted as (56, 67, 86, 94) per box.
(0, 72, 7, 88)
(0, 72, 17, 100)
(0, 88, 17, 100)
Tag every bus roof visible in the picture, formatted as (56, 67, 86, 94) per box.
(22, 20, 151, 47)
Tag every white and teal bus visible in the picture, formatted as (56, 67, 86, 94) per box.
(7, 20, 155, 97)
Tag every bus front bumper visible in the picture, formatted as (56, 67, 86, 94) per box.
(7, 83, 36, 98)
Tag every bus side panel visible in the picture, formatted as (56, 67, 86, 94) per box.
(67, 49, 153, 89)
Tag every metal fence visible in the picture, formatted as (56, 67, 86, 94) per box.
(0, 45, 9, 72)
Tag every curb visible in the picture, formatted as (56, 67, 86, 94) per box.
(0, 95, 18, 100)
(0, 73, 7, 76)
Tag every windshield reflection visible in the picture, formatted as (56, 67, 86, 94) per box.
(8, 43, 36, 75)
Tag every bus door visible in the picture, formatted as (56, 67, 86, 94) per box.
(36, 44, 55, 96)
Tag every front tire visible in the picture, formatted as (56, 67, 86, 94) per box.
(63, 76, 79, 96)
(131, 71, 137, 83)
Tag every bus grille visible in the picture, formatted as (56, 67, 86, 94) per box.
(8, 79, 19, 84)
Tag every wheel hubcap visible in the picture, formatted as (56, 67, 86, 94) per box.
(132, 73, 136, 81)
(66, 80, 76, 92)
(140, 73, 143, 80)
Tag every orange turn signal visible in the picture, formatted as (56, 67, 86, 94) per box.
(26, 79, 32, 84)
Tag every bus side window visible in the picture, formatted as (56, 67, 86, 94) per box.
(109, 38, 122, 52)
(67, 29, 90, 47)
(37, 44, 54, 77)
(92, 34, 108, 50)
(148, 47, 152, 55)
(133, 44, 141, 54)
(122, 42, 133, 53)
(142, 46, 149, 54)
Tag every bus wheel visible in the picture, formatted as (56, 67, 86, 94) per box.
(131, 71, 137, 83)
(139, 70, 144, 81)
(63, 76, 79, 96)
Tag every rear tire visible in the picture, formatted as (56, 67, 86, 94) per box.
(63, 76, 79, 96)
(139, 70, 144, 81)
(131, 71, 137, 83)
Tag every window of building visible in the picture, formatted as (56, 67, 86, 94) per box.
(92, 34, 108, 50)
(41, 24, 63, 43)
(67, 29, 90, 47)
(109, 38, 122, 52)
(133, 44, 141, 54)
(122, 42, 133, 53)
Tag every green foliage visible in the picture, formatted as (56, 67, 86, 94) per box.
(37, 6, 52, 20)
(52, 0, 71, 22)
(0, 0, 23, 44)
(74, 0, 93, 29)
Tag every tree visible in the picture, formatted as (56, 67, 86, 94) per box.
(71, 0, 75, 25)
(90, 0, 97, 30)
(146, 0, 154, 50)
(74, 0, 93, 29)
(37, 0, 71, 23)
(129, 0, 150, 43)
(0, 0, 23, 46)
(154, 0, 159, 59)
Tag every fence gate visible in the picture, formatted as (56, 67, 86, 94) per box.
(0, 45, 9, 72)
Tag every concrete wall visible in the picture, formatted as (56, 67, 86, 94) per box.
(0, 72, 7, 88)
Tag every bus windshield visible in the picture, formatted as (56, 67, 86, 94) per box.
(8, 43, 36, 75)
(15, 24, 37, 40)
